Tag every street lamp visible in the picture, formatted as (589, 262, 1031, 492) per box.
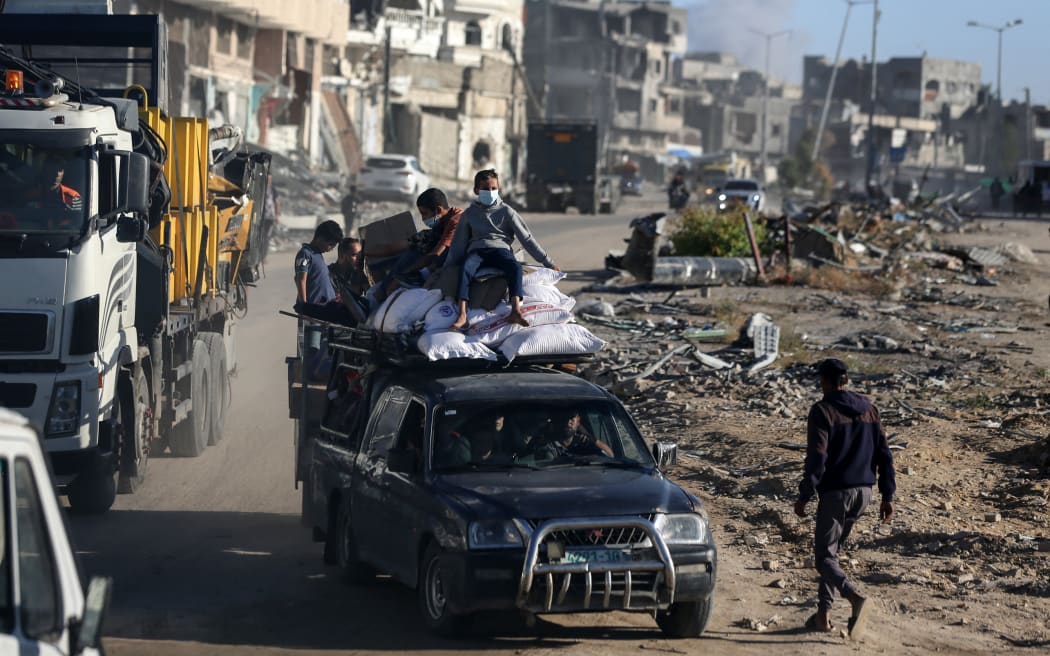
(813, 0, 874, 163)
(967, 18, 1023, 174)
(749, 28, 790, 183)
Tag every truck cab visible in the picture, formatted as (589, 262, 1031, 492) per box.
(0, 408, 112, 655)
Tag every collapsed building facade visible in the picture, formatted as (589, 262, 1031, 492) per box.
(522, 0, 692, 182)
(801, 55, 982, 191)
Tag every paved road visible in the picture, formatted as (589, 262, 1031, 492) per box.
(71, 195, 700, 655)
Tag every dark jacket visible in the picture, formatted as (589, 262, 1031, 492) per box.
(799, 390, 896, 503)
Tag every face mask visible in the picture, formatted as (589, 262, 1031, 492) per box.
(424, 216, 439, 228)
(478, 189, 500, 206)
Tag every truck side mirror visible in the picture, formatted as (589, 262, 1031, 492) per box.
(116, 215, 147, 242)
(123, 152, 150, 216)
(73, 576, 112, 653)
(652, 442, 678, 467)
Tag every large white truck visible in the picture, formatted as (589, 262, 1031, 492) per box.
(0, 15, 270, 512)
(0, 408, 112, 655)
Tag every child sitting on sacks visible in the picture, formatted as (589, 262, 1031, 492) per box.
(447, 169, 560, 330)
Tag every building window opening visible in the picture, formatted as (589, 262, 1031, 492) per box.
(465, 21, 482, 46)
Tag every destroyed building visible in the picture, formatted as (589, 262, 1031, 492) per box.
(801, 55, 981, 190)
(345, 0, 529, 191)
(523, 0, 692, 181)
(675, 52, 801, 176)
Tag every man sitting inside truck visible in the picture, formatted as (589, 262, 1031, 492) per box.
(14, 158, 83, 230)
(534, 410, 614, 460)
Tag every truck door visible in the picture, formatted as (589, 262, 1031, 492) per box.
(0, 457, 70, 656)
(375, 397, 429, 584)
(350, 385, 411, 571)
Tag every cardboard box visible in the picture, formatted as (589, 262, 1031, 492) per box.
(360, 211, 423, 251)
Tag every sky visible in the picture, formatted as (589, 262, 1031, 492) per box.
(672, 0, 1047, 104)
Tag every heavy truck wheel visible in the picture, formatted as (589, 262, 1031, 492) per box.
(200, 332, 229, 445)
(68, 469, 117, 514)
(117, 365, 150, 494)
(169, 338, 212, 457)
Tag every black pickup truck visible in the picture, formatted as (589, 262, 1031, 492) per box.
(299, 350, 717, 637)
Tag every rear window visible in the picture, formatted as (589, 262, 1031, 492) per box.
(365, 158, 408, 169)
(724, 180, 759, 191)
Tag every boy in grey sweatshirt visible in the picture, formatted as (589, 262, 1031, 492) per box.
(447, 169, 559, 329)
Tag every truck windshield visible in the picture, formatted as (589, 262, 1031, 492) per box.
(724, 180, 758, 191)
(0, 142, 89, 235)
(432, 400, 655, 472)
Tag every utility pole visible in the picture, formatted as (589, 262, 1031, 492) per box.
(863, 0, 879, 194)
(814, 0, 874, 162)
(1024, 86, 1032, 162)
(967, 19, 1023, 174)
(750, 28, 790, 183)
(382, 24, 393, 150)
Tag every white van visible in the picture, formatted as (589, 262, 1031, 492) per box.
(0, 408, 111, 655)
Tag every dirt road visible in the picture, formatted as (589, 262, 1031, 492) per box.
(70, 203, 1047, 655)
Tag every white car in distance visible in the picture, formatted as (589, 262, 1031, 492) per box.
(716, 178, 766, 213)
(0, 409, 112, 655)
(358, 155, 430, 203)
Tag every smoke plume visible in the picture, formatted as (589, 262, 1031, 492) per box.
(681, 0, 809, 83)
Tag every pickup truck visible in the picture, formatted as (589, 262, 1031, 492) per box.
(0, 409, 112, 655)
(300, 361, 717, 637)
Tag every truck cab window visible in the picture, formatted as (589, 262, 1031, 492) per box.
(14, 458, 62, 642)
(394, 400, 427, 472)
(365, 387, 411, 459)
(0, 460, 12, 634)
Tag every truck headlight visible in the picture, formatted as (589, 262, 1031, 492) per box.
(717, 193, 727, 201)
(46, 381, 81, 437)
(468, 520, 524, 549)
(652, 513, 706, 545)
(752, 194, 760, 202)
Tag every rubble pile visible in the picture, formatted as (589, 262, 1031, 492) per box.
(573, 241, 1050, 647)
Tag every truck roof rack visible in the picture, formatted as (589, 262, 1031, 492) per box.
(280, 311, 593, 372)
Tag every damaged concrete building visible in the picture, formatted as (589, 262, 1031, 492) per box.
(675, 52, 801, 180)
(801, 55, 981, 189)
(523, 0, 692, 182)
(343, 0, 529, 191)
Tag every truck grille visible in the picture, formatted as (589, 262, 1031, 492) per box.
(531, 517, 653, 548)
(0, 382, 36, 408)
(0, 313, 51, 353)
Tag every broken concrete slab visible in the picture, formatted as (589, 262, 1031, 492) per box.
(651, 256, 760, 286)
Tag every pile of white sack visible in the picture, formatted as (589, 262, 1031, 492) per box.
(365, 267, 606, 362)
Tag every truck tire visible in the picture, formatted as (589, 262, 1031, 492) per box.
(655, 595, 714, 638)
(200, 332, 228, 445)
(169, 339, 211, 457)
(68, 470, 117, 514)
(419, 542, 471, 636)
(117, 366, 150, 494)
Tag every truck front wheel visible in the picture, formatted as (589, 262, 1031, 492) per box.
(655, 594, 714, 638)
(419, 542, 470, 636)
(117, 366, 150, 494)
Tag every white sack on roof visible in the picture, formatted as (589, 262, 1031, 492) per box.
(417, 331, 498, 361)
(371, 288, 443, 334)
(466, 301, 574, 346)
(499, 324, 605, 363)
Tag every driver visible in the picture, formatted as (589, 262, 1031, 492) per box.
(536, 410, 613, 459)
(36, 159, 83, 214)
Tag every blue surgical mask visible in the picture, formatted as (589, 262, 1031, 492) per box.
(424, 216, 439, 228)
(478, 189, 500, 206)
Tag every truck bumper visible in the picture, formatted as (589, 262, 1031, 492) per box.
(50, 447, 117, 490)
(0, 364, 102, 455)
(439, 545, 716, 616)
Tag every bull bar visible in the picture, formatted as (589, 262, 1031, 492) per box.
(516, 517, 676, 613)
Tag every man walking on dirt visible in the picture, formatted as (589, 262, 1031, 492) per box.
(794, 358, 896, 640)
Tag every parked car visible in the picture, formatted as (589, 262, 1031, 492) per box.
(358, 155, 430, 203)
(714, 178, 765, 212)
(620, 172, 645, 197)
(0, 409, 112, 655)
(303, 365, 717, 638)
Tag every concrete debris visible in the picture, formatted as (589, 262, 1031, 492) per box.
(995, 242, 1039, 265)
(576, 299, 617, 318)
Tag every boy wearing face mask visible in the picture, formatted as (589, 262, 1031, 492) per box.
(447, 169, 560, 330)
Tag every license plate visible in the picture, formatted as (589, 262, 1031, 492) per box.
(564, 549, 628, 564)
(376, 180, 393, 187)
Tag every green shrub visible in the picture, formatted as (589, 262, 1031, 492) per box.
(669, 206, 767, 257)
